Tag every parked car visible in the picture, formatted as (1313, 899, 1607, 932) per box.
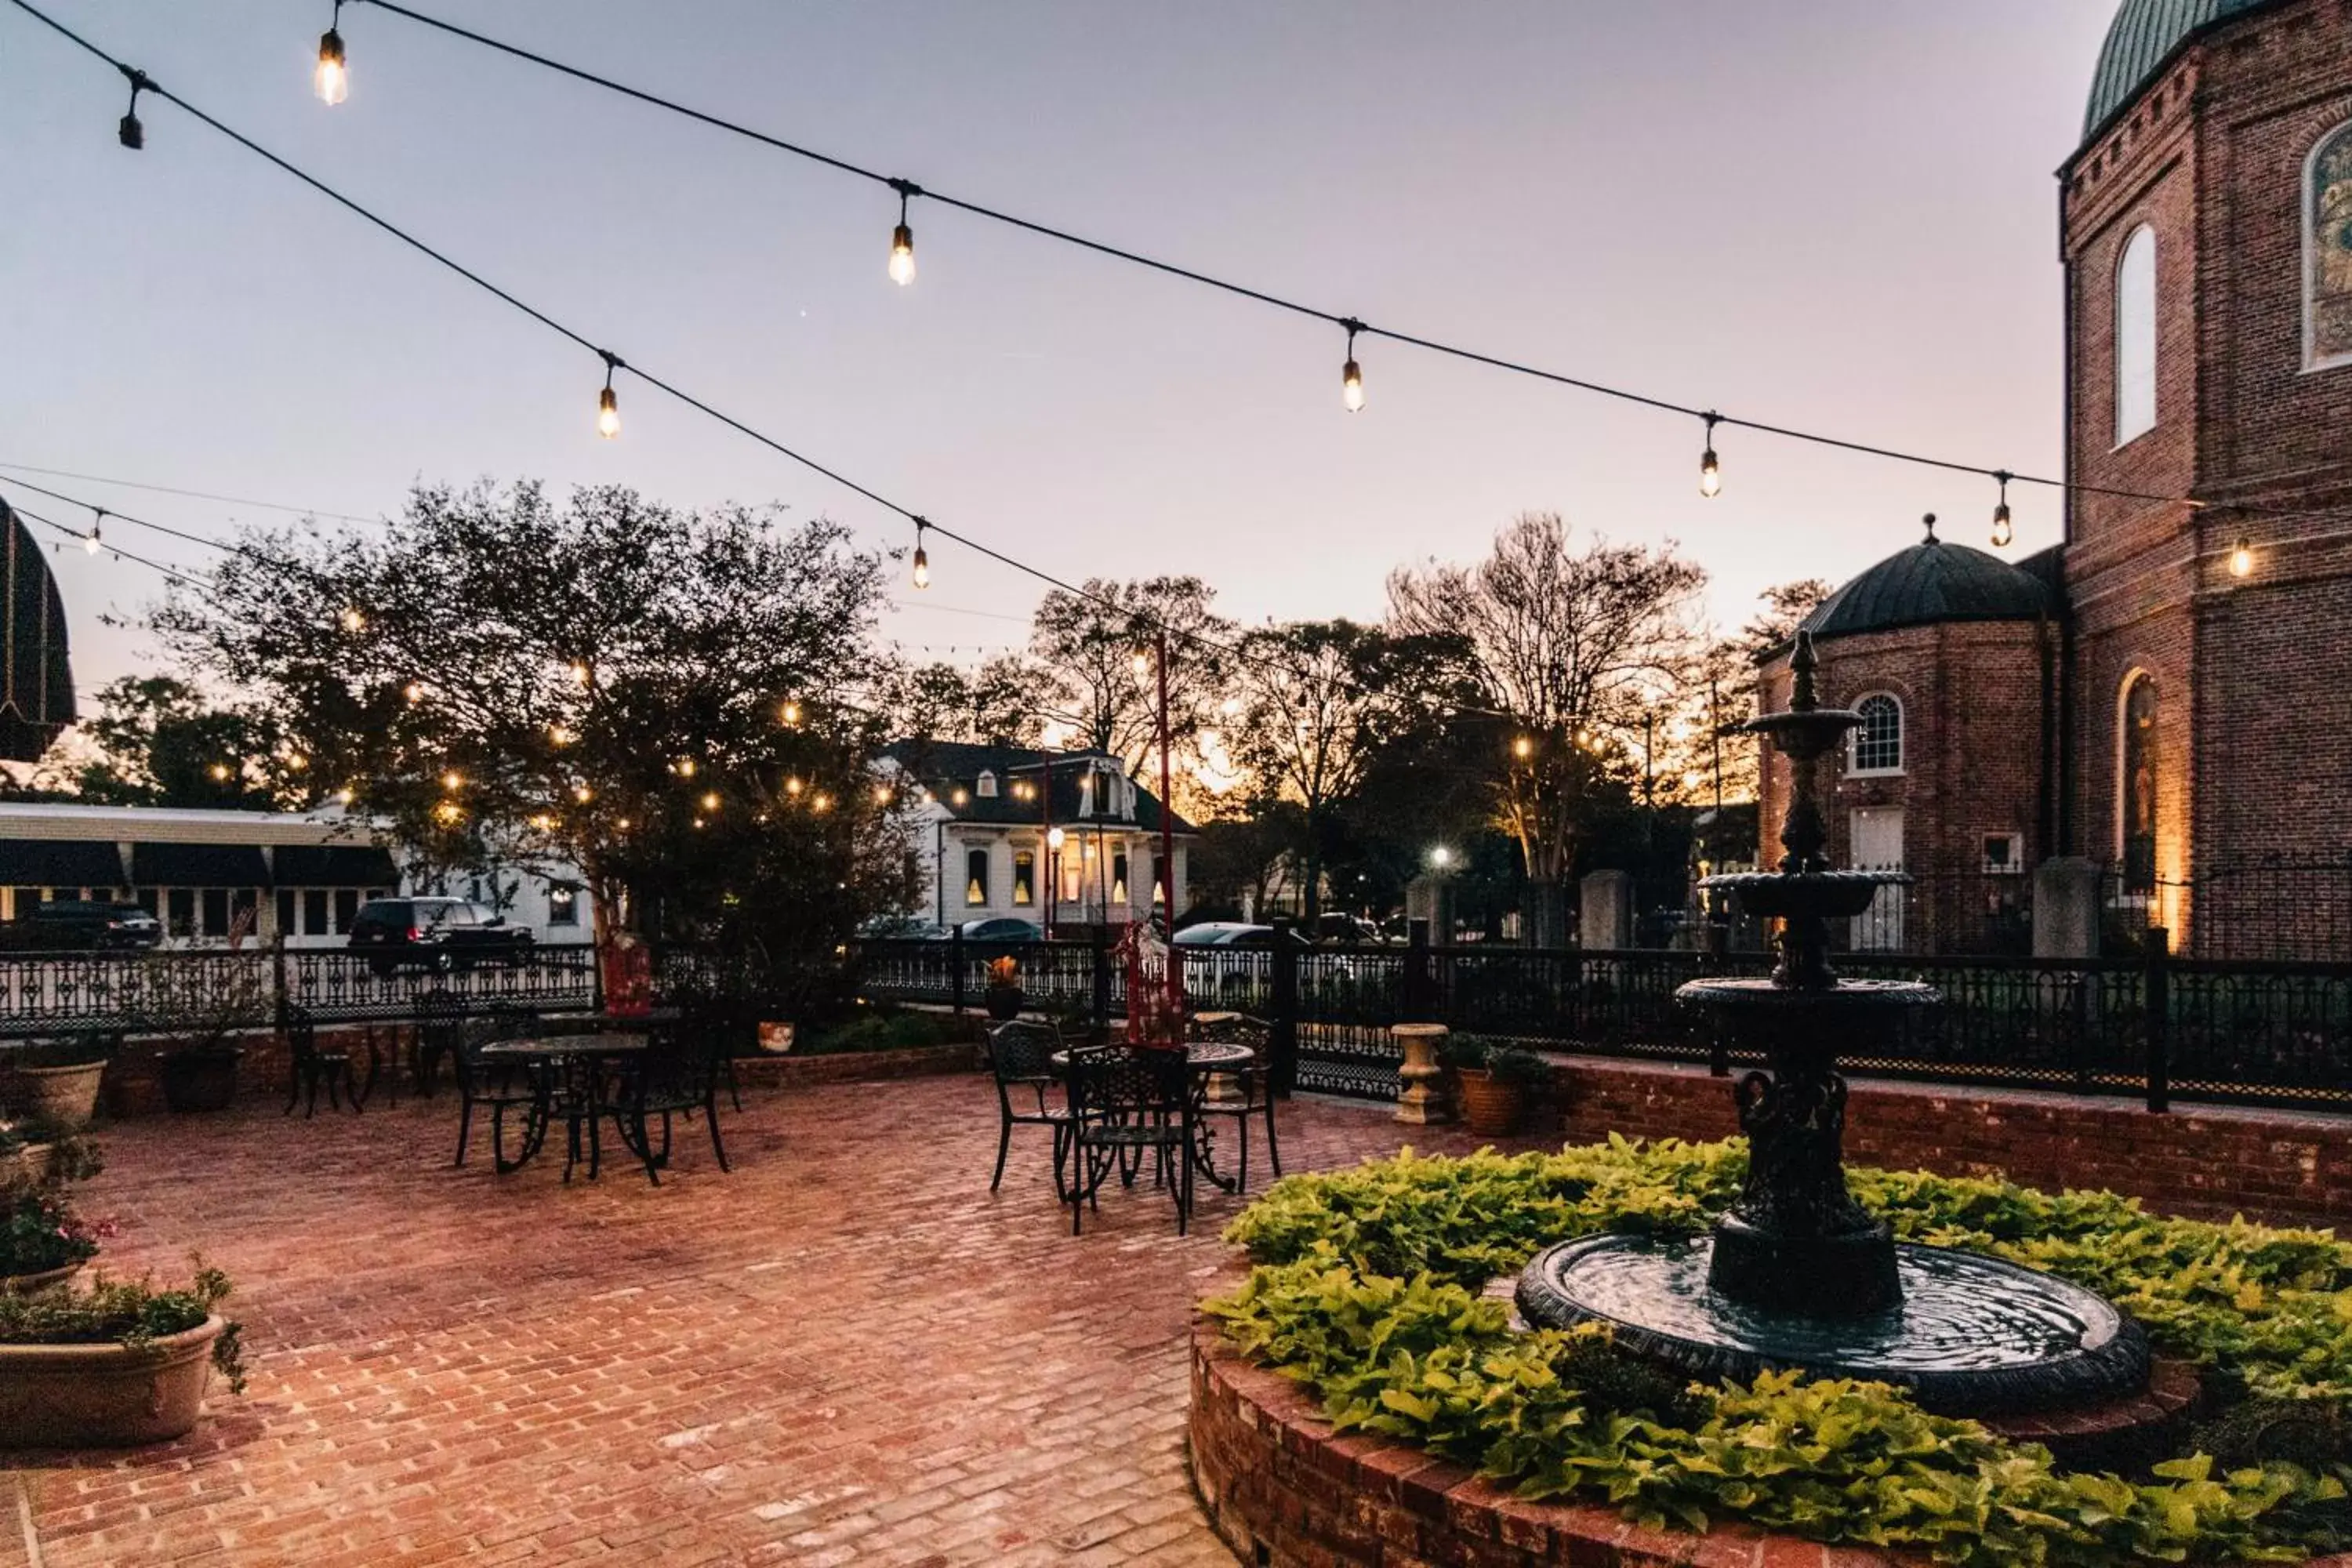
(1171, 922, 1319, 1004)
(0, 899, 163, 952)
(1312, 913, 1384, 946)
(858, 915, 949, 941)
(942, 917, 1045, 954)
(346, 897, 534, 974)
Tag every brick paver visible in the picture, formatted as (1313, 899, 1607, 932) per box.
(2, 1071, 1539, 1566)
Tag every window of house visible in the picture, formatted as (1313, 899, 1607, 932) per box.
(1011, 851, 1034, 906)
(2121, 673, 2158, 894)
(275, 889, 296, 936)
(975, 771, 997, 798)
(965, 848, 990, 906)
(2309, 121, 2352, 369)
(304, 889, 331, 935)
(1849, 695, 1903, 775)
(2115, 225, 2158, 443)
(547, 886, 579, 927)
(167, 888, 195, 938)
(334, 889, 361, 932)
(1111, 852, 1129, 904)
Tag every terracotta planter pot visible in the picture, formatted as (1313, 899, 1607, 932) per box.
(1, 1261, 85, 1296)
(102, 1062, 165, 1120)
(13, 1061, 107, 1130)
(0, 1316, 225, 1446)
(1455, 1068, 1526, 1138)
(158, 1050, 243, 1114)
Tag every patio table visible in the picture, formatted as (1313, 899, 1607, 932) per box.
(539, 1007, 681, 1033)
(477, 1033, 648, 1178)
(1049, 1041, 1255, 1193)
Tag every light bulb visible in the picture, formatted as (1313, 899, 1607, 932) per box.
(1512, 735, 1534, 760)
(1699, 448, 1722, 499)
(2230, 537, 2254, 578)
(1341, 358, 1364, 412)
(441, 771, 463, 791)
(786, 777, 804, 797)
(82, 529, 99, 556)
(548, 723, 574, 746)
(1131, 650, 1151, 677)
(339, 607, 365, 632)
(1991, 503, 2013, 549)
(574, 783, 593, 804)
(912, 543, 929, 590)
(700, 791, 720, 811)
(780, 700, 801, 726)
(403, 681, 425, 705)
(889, 223, 916, 286)
(436, 801, 463, 825)
(597, 385, 620, 440)
(675, 757, 696, 778)
(335, 786, 355, 805)
(1047, 826, 1065, 850)
(315, 28, 348, 105)
(208, 763, 231, 782)
(874, 784, 893, 804)
(571, 660, 591, 688)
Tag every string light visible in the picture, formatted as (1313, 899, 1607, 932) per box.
(435, 800, 463, 824)
(1512, 735, 1534, 760)
(1991, 470, 2014, 549)
(786, 776, 804, 797)
(873, 783, 893, 805)
(1699, 412, 1722, 499)
(402, 681, 425, 705)
(573, 782, 593, 803)
(779, 699, 801, 726)
(887, 178, 918, 286)
(700, 790, 720, 811)
(910, 518, 930, 590)
(547, 722, 574, 746)
(1340, 318, 1365, 413)
(570, 660, 591, 688)
(2230, 536, 2254, 578)
(595, 351, 621, 439)
(673, 757, 696, 778)
(441, 769, 463, 790)
(314, 2, 347, 105)
(117, 67, 146, 150)
(339, 606, 365, 632)
(1131, 649, 1150, 677)
(335, 786, 355, 805)
(82, 509, 101, 555)
(207, 762, 231, 782)
(811, 792, 831, 812)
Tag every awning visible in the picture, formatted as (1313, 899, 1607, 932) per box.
(271, 844, 401, 887)
(129, 843, 270, 887)
(0, 839, 125, 888)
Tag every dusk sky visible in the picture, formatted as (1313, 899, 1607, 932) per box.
(3, 1, 2116, 701)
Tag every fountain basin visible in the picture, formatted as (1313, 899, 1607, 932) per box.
(1516, 1232, 2151, 1418)
(1700, 869, 1900, 921)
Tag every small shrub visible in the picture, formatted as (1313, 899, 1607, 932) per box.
(0, 1258, 245, 1393)
(0, 1187, 108, 1276)
(800, 1008, 961, 1056)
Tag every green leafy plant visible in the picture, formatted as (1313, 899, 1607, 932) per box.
(1209, 1137, 2352, 1565)
(0, 1258, 245, 1394)
(1438, 1033, 1491, 1072)
(1481, 1044, 1549, 1087)
(800, 1007, 963, 1056)
(0, 1186, 109, 1276)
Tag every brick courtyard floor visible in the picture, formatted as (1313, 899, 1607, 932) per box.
(2, 1071, 1544, 1567)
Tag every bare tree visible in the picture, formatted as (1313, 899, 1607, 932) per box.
(1675, 578, 1835, 813)
(1387, 513, 1706, 945)
(1026, 576, 1232, 780)
(1224, 620, 1468, 920)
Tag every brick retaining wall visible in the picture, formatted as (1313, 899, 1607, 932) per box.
(1541, 1054, 2352, 1224)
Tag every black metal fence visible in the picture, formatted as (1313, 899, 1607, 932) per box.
(855, 933, 2352, 1113)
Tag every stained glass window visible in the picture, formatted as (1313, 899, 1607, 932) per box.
(2122, 675, 2158, 895)
(2310, 122, 2352, 368)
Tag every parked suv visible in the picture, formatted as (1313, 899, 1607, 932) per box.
(0, 899, 162, 951)
(347, 897, 533, 973)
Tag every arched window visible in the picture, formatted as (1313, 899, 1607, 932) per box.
(2115, 225, 2158, 444)
(1849, 694, 1903, 775)
(2308, 121, 2352, 370)
(2119, 674, 2158, 894)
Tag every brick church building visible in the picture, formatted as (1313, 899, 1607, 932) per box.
(1759, 0, 2352, 957)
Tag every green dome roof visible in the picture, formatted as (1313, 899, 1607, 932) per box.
(2084, 0, 2274, 142)
(1798, 535, 2055, 645)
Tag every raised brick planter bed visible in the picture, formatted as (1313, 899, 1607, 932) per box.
(1191, 1311, 2350, 1568)
(1542, 1054, 2352, 1225)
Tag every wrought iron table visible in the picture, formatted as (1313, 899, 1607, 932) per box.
(1050, 1040, 1257, 1192)
(477, 1033, 648, 1178)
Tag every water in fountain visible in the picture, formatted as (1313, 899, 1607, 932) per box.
(1515, 631, 2151, 1421)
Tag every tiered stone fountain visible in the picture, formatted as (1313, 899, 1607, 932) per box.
(1518, 633, 2152, 1420)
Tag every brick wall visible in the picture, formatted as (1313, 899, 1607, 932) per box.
(1543, 1052, 2352, 1224)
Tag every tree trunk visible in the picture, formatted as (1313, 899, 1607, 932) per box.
(1526, 878, 1570, 949)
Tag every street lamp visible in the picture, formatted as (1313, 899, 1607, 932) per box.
(1428, 845, 1454, 871)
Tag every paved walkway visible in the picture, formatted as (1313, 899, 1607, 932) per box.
(2, 1069, 1539, 1566)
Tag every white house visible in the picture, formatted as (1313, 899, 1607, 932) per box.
(0, 801, 594, 947)
(876, 741, 1193, 934)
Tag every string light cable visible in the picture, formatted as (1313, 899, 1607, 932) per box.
(308, 0, 2220, 517)
(0, 460, 387, 525)
(2, 498, 216, 592)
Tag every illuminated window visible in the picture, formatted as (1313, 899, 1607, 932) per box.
(547, 885, 579, 927)
(1112, 851, 1129, 904)
(2120, 673, 2158, 894)
(965, 848, 990, 906)
(1848, 694, 1903, 775)
(2309, 121, 2352, 369)
(976, 771, 998, 798)
(2115, 224, 2157, 443)
(1011, 851, 1034, 906)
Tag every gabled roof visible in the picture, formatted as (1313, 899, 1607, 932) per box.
(877, 739, 1194, 834)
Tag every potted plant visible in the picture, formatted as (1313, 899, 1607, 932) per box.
(142, 960, 267, 1114)
(1447, 1036, 1547, 1137)
(0, 1261, 245, 1446)
(984, 955, 1025, 1022)
(0, 1186, 109, 1295)
(0, 1120, 103, 1191)
(3, 1036, 116, 1131)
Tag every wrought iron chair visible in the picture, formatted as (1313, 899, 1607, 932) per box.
(1189, 1012, 1281, 1192)
(591, 1018, 731, 1185)
(412, 990, 466, 1096)
(452, 1007, 538, 1168)
(1065, 1044, 1193, 1236)
(283, 1004, 360, 1116)
(985, 1020, 1070, 1195)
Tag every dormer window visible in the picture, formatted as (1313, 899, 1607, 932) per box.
(976, 771, 998, 798)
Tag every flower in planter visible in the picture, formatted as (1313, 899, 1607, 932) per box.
(0, 1188, 108, 1278)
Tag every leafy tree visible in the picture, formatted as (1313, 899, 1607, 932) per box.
(882, 655, 1038, 746)
(67, 677, 292, 809)
(1224, 620, 1469, 920)
(1677, 577, 1835, 816)
(1388, 514, 1706, 946)
(1025, 576, 1232, 782)
(151, 481, 913, 950)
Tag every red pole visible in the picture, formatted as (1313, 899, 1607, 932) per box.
(1040, 755, 1054, 941)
